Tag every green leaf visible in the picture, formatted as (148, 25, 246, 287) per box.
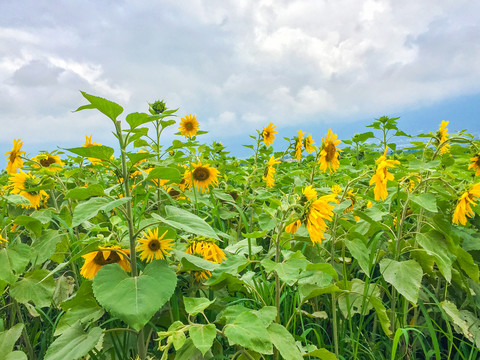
(410, 193, 438, 213)
(184, 297, 215, 316)
(92, 260, 177, 331)
(31, 230, 63, 265)
(189, 324, 217, 355)
(0, 243, 31, 284)
(76, 91, 123, 122)
(72, 197, 130, 227)
(267, 323, 303, 360)
(307, 348, 338, 359)
(65, 146, 115, 161)
(241, 230, 268, 238)
(224, 311, 273, 354)
(173, 250, 219, 272)
(380, 259, 423, 304)
(14, 215, 43, 236)
(152, 206, 220, 240)
(369, 296, 392, 337)
(172, 330, 186, 350)
(2, 194, 31, 206)
(126, 152, 155, 165)
(173, 338, 203, 360)
(65, 184, 104, 200)
(345, 238, 371, 276)
(206, 255, 250, 286)
(441, 300, 480, 349)
(145, 167, 182, 183)
(44, 321, 103, 360)
(126, 112, 154, 129)
(416, 232, 454, 282)
(10, 269, 56, 308)
(456, 248, 479, 282)
(0, 324, 24, 359)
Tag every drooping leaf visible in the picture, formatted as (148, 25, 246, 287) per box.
(0, 324, 25, 359)
(267, 323, 303, 360)
(145, 167, 182, 183)
(189, 324, 217, 355)
(0, 243, 31, 284)
(10, 269, 56, 308)
(416, 232, 454, 282)
(173, 250, 219, 272)
(31, 229, 63, 265)
(410, 193, 438, 213)
(184, 297, 215, 316)
(72, 197, 130, 227)
(92, 260, 177, 331)
(345, 238, 371, 276)
(380, 259, 423, 304)
(44, 321, 103, 360)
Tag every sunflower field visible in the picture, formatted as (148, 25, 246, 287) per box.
(1, 92, 480, 360)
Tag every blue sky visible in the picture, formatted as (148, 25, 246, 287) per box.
(1, 0, 479, 167)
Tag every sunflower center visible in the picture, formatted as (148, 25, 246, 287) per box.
(264, 130, 270, 138)
(40, 157, 56, 167)
(93, 251, 121, 265)
(148, 239, 161, 251)
(185, 122, 194, 131)
(9, 151, 18, 163)
(193, 167, 210, 181)
(325, 143, 336, 161)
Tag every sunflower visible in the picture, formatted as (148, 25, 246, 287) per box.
(331, 184, 342, 195)
(5, 139, 25, 174)
(136, 228, 174, 263)
(318, 129, 342, 173)
(262, 123, 278, 147)
(452, 183, 480, 225)
(436, 120, 450, 155)
(31, 153, 64, 172)
(80, 246, 131, 280)
(186, 238, 226, 281)
(305, 135, 316, 154)
(468, 152, 480, 176)
(295, 130, 305, 161)
(285, 186, 337, 245)
(83, 134, 102, 165)
(0, 230, 6, 244)
(183, 162, 219, 192)
(369, 147, 400, 201)
(263, 156, 281, 188)
(179, 114, 199, 138)
(9, 171, 49, 209)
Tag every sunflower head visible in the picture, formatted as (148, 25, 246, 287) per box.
(186, 237, 226, 281)
(318, 129, 342, 173)
(5, 139, 26, 174)
(149, 100, 167, 114)
(137, 228, 174, 263)
(179, 115, 199, 138)
(80, 246, 131, 280)
(262, 123, 278, 147)
(331, 184, 342, 195)
(304, 135, 316, 154)
(452, 182, 480, 225)
(295, 130, 306, 161)
(184, 162, 219, 192)
(468, 152, 480, 176)
(8, 171, 49, 209)
(31, 153, 64, 172)
(435, 120, 450, 155)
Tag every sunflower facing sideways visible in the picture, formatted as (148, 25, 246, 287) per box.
(186, 238, 226, 281)
(9, 171, 49, 209)
(436, 120, 450, 155)
(183, 161, 220, 192)
(263, 156, 281, 188)
(452, 182, 480, 226)
(305, 135, 316, 154)
(285, 185, 337, 245)
(5, 139, 25, 174)
(468, 152, 480, 176)
(179, 114, 199, 138)
(295, 130, 306, 161)
(136, 228, 174, 263)
(80, 246, 131, 280)
(31, 153, 64, 172)
(369, 147, 400, 201)
(262, 123, 278, 147)
(318, 129, 342, 173)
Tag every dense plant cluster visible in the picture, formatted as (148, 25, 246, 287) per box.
(1, 92, 480, 360)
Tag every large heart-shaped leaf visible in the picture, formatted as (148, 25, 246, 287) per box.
(92, 260, 177, 331)
(380, 259, 423, 304)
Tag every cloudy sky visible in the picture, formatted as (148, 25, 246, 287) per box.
(1, 0, 480, 165)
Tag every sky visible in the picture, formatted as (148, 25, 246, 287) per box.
(1, 0, 480, 166)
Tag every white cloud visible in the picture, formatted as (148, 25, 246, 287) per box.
(0, 0, 479, 150)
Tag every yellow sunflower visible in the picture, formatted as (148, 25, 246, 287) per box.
(305, 135, 316, 154)
(295, 130, 305, 161)
(437, 120, 450, 155)
(262, 123, 278, 147)
(369, 147, 400, 201)
(331, 184, 342, 195)
(83, 134, 102, 165)
(452, 183, 480, 225)
(0, 230, 6, 244)
(5, 139, 26, 174)
(186, 239, 226, 281)
(179, 114, 199, 138)
(136, 228, 174, 263)
(318, 129, 342, 173)
(183, 162, 219, 192)
(284, 186, 337, 245)
(263, 156, 281, 188)
(80, 246, 131, 280)
(468, 152, 480, 176)
(9, 171, 49, 209)
(31, 153, 64, 172)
